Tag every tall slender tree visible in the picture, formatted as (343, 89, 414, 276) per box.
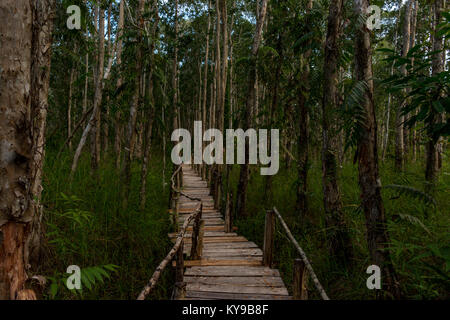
(353, 0, 401, 299)
(236, 0, 269, 217)
(322, 0, 353, 264)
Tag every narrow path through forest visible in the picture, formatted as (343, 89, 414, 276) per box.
(169, 165, 291, 300)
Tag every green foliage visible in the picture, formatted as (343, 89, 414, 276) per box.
(41, 150, 173, 299)
(342, 80, 369, 150)
(228, 156, 450, 299)
(382, 184, 437, 207)
(47, 264, 119, 299)
(380, 43, 450, 139)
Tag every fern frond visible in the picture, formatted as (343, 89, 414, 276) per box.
(383, 184, 437, 207)
(397, 214, 431, 235)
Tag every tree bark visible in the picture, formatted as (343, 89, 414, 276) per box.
(0, 0, 54, 299)
(395, 0, 412, 170)
(91, 7, 105, 171)
(140, 1, 160, 210)
(114, 0, 125, 170)
(202, 0, 212, 180)
(68, 65, 75, 151)
(296, 0, 313, 220)
(426, 0, 445, 187)
(71, 7, 105, 176)
(0, 0, 33, 300)
(353, 0, 401, 299)
(322, 0, 353, 265)
(236, 0, 268, 217)
(122, 0, 146, 207)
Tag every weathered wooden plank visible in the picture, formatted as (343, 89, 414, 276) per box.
(184, 266, 280, 277)
(169, 232, 237, 238)
(186, 225, 224, 232)
(180, 213, 221, 218)
(200, 256, 262, 261)
(202, 248, 263, 256)
(172, 236, 249, 244)
(184, 276, 285, 287)
(185, 291, 292, 300)
(178, 207, 215, 213)
(202, 241, 259, 249)
(186, 283, 289, 296)
(173, 259, 262, 267)
(184, 242, 259, 254)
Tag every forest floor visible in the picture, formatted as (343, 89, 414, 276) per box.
(39, 148, 450, 299)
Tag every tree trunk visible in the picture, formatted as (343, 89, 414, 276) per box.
(140, 2, 160, 210)
(68, 62, 75, 151)
(353, 0, 401, 299)
(91, 7, 105, 171)
(410, 0, 418, 161)
(426, 0, 444, 187)
(296, 0, 313, 219)
(322, 0, 353, 265)
(71, 7, 105, 176)
(382, 5, 402, 161)
(202, 0, 212, 181)
(114, 0, 125, 170)
(395, 1, 412, 170)
(0, 0, 54, 300)
(264, 30, 283, 207)
(236, 0, 268, 217)
(122, 0, 146, 207)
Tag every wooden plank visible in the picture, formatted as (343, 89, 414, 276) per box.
(178, 207, 215, 213)
(186, 283, 289, 296)
(201, 241, 259, 249)
(171, 236, 249, 244)
(169, 232, 237, 238)
(186, 225, 224, 232)
(183, 242, 259, 254)
(184, 276, 285, 287)
(200, 256, 262, 261)
(202, 248, 262, 255)
(179, 213, 221, 218)
(173, 259, 262, 267)
(184, 266, 280, 277)
(185, 291, 292, 300)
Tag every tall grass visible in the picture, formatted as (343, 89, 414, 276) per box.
(227, 152, 450, 299)
(40, 148, 174, 299)
(40, 146, 449, 299)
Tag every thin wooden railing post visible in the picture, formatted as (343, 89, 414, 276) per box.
(179, 166, 183, 188)
(174, 194, 179, 232)
(263, 210, 275, 267)
(293, 258, 308, 300)
(176, 239, 184, 283)
(190, 215, 200, 259)
(190, 203, 203, 259)
(197, 219, 205, 258)
(173, 239, 186, 299)
(225, 192, 232, 233)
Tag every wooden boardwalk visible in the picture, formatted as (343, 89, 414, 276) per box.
(169, 165, 291, 300)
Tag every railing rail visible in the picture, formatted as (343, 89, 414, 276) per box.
(263, 207, 330, 300)
(137, 165, 203, 300)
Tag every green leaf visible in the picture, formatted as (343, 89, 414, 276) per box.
(432, 100, 444, 113)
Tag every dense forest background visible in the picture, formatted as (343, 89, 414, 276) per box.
(0, 0, 449, 300)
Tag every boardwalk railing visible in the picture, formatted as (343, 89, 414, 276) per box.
(263, 207, 330, 300)
(137, 165, 204, 300)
